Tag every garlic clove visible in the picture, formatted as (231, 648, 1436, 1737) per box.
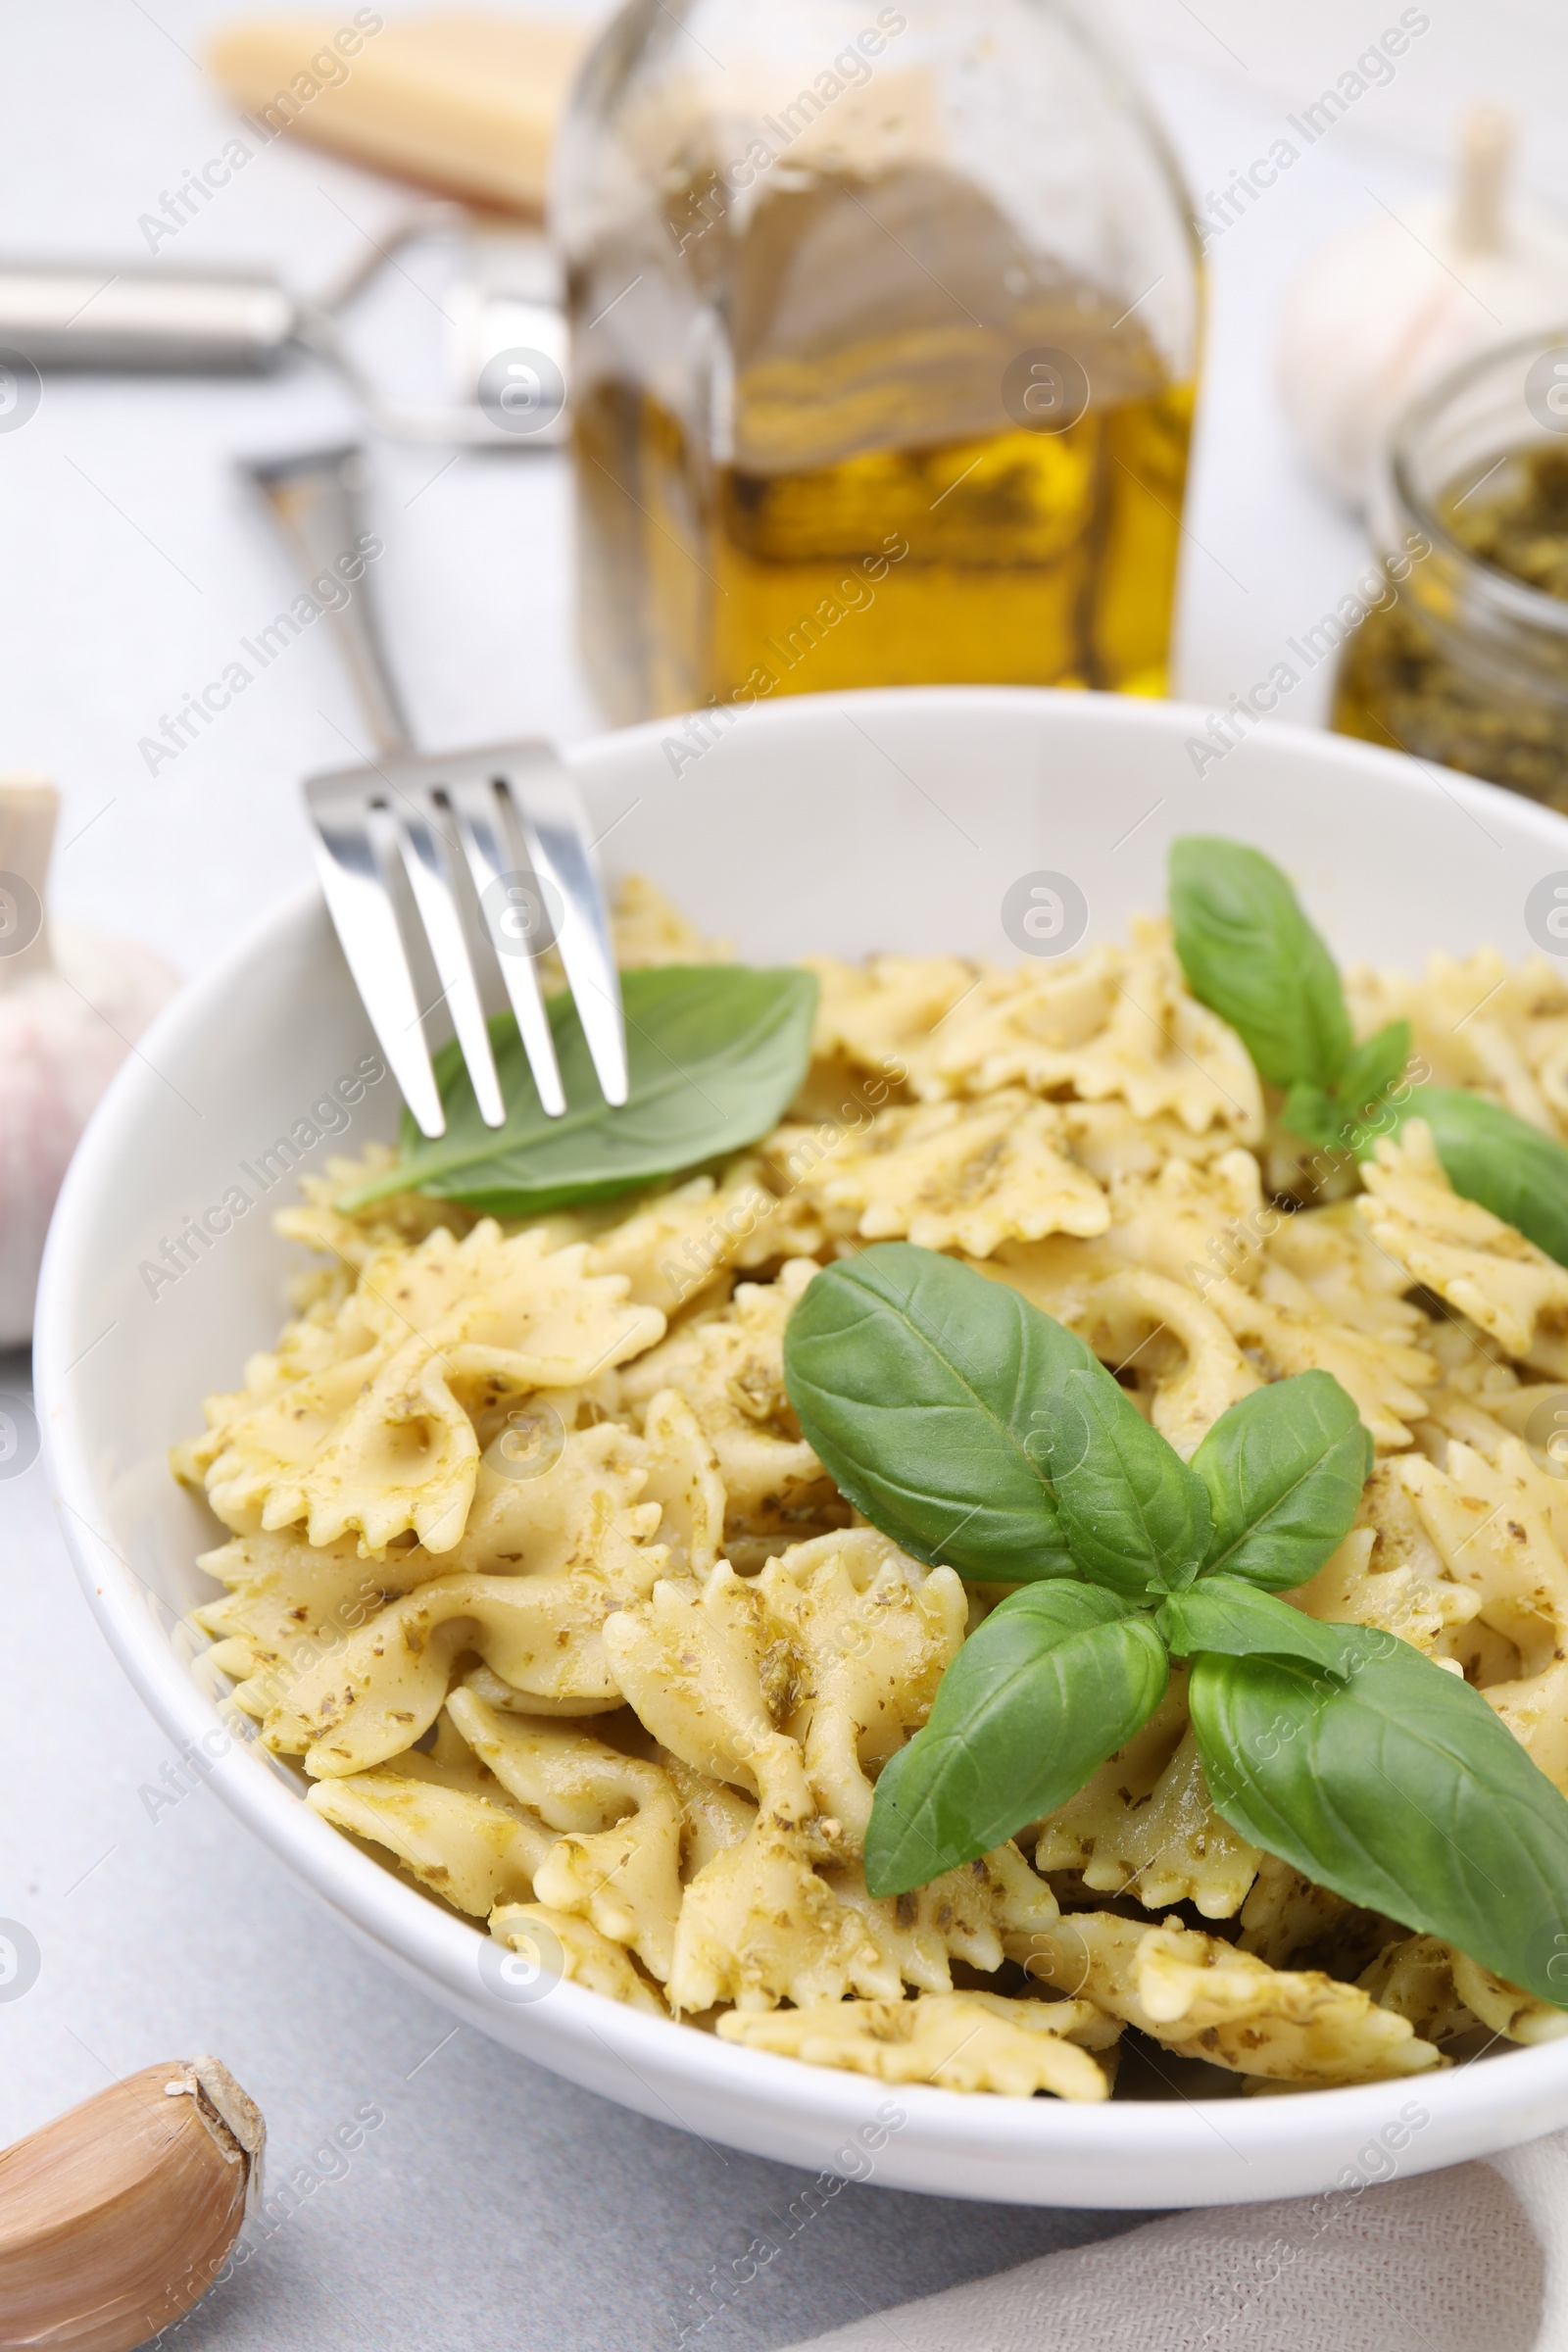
(0, 2056, 265, 2351)
(1277, 108, 1568, 510)
(0, 777, 178, 1346)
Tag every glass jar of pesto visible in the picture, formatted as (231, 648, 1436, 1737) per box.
(1333, 333, 1568, 813)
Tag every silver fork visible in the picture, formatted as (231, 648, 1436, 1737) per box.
(245, 444, 626, 1138)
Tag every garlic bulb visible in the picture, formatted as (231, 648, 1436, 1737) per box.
(0, 777, 177, 1345)
(0, 2055, 265, 2349)
(1278, 108, 1568, 510)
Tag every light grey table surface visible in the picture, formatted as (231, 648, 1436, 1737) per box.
(0, 3, 1482, 2344)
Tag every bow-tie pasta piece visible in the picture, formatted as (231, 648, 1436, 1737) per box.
(1102, 1150, 1269, 1290)
(618, 1259, 843, 1555)
(1347, 948, 1568, 1137)
(442, 1414, 663, 1580)
(823, 1839, 1059, 1987)
(670, 1817, 887, 2012)
(984, 1167, 1428, 1458)
(185, 1245, 418, 1480)
(1371, 1440, 1568, 1788)
(258, 1409, 680, 1764)
(602, 1565, 816, 1826)
(672, 1768, 1053, 2013)
(1081, 1152, 1440, 1449)
(192, 1529, 434, 1724)
(905, 949, 1117, 1101)
(1359, 1935, 1568, 2051)
(192, 1337, 388, 1529)
(1009, 1914, 1445, 2085)
(611, 873, 734, 968)
(306, 1719, 553, 1914)
(1360, 1124, 1568, 1373)
(270, 1533, 670, 1773)
(274, 1156, 476, 1286)
(202, 1225, 664, 1552)
(1236, 1856, 1396, 1979)
(1072, 1271, 1259, 1460)
(454, 1677, 760, 1863)
(1204, 1275, 1437, 1452)
(1033, 1678, 1260, 1919)
(487, 1903, 668, 2014)
(1262, 1201, 1434, 1347)
(918, 930, 1263, 1144)
(444, 1690, 685, 1980)
(1286, 1460, 1484, 1661)
(717, 1991, 1117, 2099)
(667, 1817, 1054, 2014)
(804, 952, 979, 1081)
(754, 1530, 967, 1847)
(1061, 1101, 1253, 1183)
(583, 1165, 783, 1317)
(626, 1390, 727, 1581)
(658, 1752, 759, 1875)
(249, 1335, 484, 1554)
(794, 1094, 1109, 1259)
(1430, 1944, 1568, 2045)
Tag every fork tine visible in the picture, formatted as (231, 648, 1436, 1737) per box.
(503, 750, 628, 1107)
(306, 779, 445, 1139)
(441, 773, 565, 1117)
(392, 797, 505, 1127)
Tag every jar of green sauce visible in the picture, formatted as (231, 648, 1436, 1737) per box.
(1333, 333, 1568, 812)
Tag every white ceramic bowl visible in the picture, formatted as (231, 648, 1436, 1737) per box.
(36, 687, 1568, 2208)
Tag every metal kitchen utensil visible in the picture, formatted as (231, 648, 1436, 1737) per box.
(0, 206, 568, 446)
(248, 443, 624, 1136)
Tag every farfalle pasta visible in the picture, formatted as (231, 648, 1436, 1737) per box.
(178, 878, 1568, 2100)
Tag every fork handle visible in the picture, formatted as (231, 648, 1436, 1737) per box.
(244, 444, 414, 757)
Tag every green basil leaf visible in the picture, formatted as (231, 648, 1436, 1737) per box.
(1191, 1370, 1371, 1592)
(1040, 1366, 1211, 1598)
(1338, 1020, 1413, 1125)
(864, 1583, 1169, 1896)
(783, 1244, 1096, 1580)
(1169, 837, 1351, 1090)
(1283, 1023, 1413, 1156)
(1191, 1639, 1568, 2007)
(1281, 1081, 1348, 1155)
(339, 964, 817, 1215)
(1361, 1084, 1568, 1270)
(1156, 1576, 1364, 1676)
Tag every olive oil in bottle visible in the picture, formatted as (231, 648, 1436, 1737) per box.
(557, 4, 1202, 724)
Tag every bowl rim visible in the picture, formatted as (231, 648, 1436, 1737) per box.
(34, 684, 1568, 2196)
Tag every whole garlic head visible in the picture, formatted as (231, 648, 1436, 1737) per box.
(1, 778, 178, 1345)
(1278, 109, 1568, 510)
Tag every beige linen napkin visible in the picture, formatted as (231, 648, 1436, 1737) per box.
(781, 2135, 1568, 2351)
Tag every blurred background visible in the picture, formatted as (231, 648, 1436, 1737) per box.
(7, 0, 1568, 980)
(7, 6, 1568, 2344)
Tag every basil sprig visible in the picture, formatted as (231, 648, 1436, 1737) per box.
(1169, 836, 1410, 1156)
(341, 964, 817, 1215)
(785, 1245, 1568, 2004)
(1170, 836, 1568, 1267)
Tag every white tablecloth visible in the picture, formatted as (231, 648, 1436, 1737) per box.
(0, 5, 1529, 2344)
